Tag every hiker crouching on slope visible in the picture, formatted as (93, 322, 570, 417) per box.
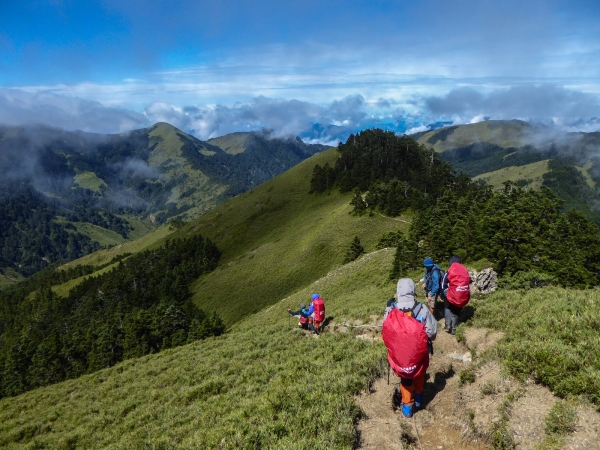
(288, 302, 310, 330)
(305, 293, 326, 333)
(383, 278, 437, 418)
(422, 257, 443, 314)
(442, 256, 471, 335)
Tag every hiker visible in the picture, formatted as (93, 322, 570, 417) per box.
(383, 278, 437, 418)
(422, 257, 443, 313)
(442, 256, 471, 335)
(305, 293, 326, 333)
(288, 302, 311, 329)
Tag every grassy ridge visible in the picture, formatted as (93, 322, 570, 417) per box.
(0, 249, 396, 449)
(59, 225, 173, 271)
(414, 120, 540, 152)
(177, 148, 408, 325)
(473, 159, 549, 189)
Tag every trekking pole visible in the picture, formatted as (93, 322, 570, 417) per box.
(387, 363, 390, 385)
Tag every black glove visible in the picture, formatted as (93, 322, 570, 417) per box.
(428, 339, 434, 355)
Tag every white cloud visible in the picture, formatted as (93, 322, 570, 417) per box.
(423, 84, 600, 130)
(0, 88, 150, 133)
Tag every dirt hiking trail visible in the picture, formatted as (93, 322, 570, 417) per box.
(353, 317, 600, 449)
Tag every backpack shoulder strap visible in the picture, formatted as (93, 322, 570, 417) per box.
(411, 301, 423, 318)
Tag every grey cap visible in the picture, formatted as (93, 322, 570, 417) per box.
(300, 302, 306, 309)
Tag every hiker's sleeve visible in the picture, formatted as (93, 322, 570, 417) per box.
(306, 304, 314, 315)
(383, 306, 393, 322)
(289, 309, 300, 316)
(425, 311, 438, 340)
(430, 270, 440, 296)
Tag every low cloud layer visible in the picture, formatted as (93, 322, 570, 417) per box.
(144, 95, 374, 143)
(424, 85, 600, 131)
(1, 85, 599, 146)
(0, 88, 150, 134)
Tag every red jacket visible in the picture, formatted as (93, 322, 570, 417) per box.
(446, 263, 471, 308)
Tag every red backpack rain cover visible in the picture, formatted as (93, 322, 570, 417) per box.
(446, 263, 471, 308)
(382, 308, 429, 379)
(313, 298, 325, 324)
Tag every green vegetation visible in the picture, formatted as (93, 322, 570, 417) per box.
(0, 184, 101, 276)
(0, 247, 397, 449)
(536, 400, 578, 449)
(343, 236, 365, 263)
(414, 120, 539, 153)
(545, 400, 577, 435)
(0, 235, 224, 399)
(473, 159, 549, 189)
(175, 148, 406, 325)
(73, 171, 106, 193)
(470, 287, 600, 406)
(59, 225, 173, 270)
(397, 181, 600, 286)
(0, 122, 328, 279)
(491, 391, 521, 450)
(71, 222, 128, 247)
(207, 131, 249, 155)
(311, 129, 454, 216)
(542, 159, 600, 223)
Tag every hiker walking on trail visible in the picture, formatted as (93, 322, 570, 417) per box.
(422, 257, 443, 313)
(383, 278, 437, 418)
(288, 302, 310, 330)
(442, 256, 471, 335)
(305, 293, 326, 334)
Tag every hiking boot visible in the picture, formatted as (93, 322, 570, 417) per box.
(414, 393, 423, 409)
(450, 329, 456, 335)
(401, 403, 413, 418)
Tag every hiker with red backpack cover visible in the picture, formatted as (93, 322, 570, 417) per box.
(383, 278, 437, 418)
(305, 293, 326, 334)
(441, 255, 471, 335)
(287, 302, 310, 330)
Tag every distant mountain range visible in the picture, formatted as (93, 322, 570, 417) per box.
(0, 122, 327, 279)
(413, 120, 600, 224)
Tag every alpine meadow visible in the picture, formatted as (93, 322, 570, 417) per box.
(3, 125, 600, 449)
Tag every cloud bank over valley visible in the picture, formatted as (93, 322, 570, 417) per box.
(1, 84, 599, 145)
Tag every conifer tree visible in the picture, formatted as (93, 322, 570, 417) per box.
(344, 236, 365, 263)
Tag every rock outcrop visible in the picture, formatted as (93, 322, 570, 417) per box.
(469, 267, 498, 294)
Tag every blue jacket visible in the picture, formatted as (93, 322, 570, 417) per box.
(424, 264, 442, 296)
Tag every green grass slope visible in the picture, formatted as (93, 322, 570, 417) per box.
(0, 248, 396, 449)
(0, 267, 25, 288)
(207, 132, 249, 155)
(59, 225, 174, 270)
(174, 148, 409, 325)
(414, 120, 546, 152)
(148, 123, 230, 221)
(473, 159, 550, 189)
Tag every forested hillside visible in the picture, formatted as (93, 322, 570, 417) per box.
(414, 120, 600, 224)
(310, 129, 600, 288)
(310, 129, 454, 215)
(0, 123, 327, 278)
(0, 235, 224, 399)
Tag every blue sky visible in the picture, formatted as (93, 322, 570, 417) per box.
(1, 0, 599, 142)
